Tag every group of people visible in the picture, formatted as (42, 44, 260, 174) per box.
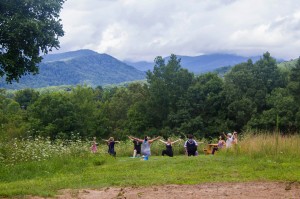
(211, 131, 238, 155)
(90, 132, 238, 158)
(127, 134, 201, 158)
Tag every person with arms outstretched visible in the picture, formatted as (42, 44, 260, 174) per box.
(129, 135, 160, 159)
(103, 137, 120, 157)
(128, 135, 141, 157)
(223, 132, 234, 148)
(159, 138, 181, 157)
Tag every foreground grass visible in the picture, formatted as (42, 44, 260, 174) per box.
(0, 152, 299, 197)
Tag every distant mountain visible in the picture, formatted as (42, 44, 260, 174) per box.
(124, 61, 154, 72)
(212, 56, 287, 76)
(0, 49, 146, 89)
(1, 50, 286, 90)
(126, 54, 262, 74)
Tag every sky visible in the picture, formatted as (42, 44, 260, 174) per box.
(56, 0, 300, 61)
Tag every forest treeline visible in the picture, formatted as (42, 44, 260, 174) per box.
(1, 52, 300, 140)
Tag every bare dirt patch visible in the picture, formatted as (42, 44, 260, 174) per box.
(32, 182, 300, 199)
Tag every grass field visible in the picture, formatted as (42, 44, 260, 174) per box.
(0, 133, 300, 197)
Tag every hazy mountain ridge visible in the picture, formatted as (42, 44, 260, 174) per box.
(0, 50, 146, 89)
(0, 49, 288, 90)
(126, 54, 262, 73)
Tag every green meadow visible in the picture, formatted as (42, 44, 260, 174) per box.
(0, 133, 300, 197)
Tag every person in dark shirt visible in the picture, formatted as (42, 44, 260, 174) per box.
(159, 138, 181, 157)
(103, 137, 120, 157)
(128, 135, 141, 157)
(184, 134, 198, 156)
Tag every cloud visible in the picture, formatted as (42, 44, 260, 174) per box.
(57, 0, 300, 61)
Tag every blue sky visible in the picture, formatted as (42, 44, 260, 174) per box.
(57, 0, 300, 61)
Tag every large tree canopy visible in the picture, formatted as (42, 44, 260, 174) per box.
(0, 0, 65, 83)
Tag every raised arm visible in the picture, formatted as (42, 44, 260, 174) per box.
(129, 136, 143, 142)
(223, 132, 227, 138)
(233, 131, 238, 138)
(127, 135, 134, 141)
(171, 139, 181, 145)
(149, 136, 161, 143)
(159, 139, 167, 144)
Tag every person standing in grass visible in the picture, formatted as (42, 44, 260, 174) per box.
(128, 135, 141, 157)
(232, 131, 238, 145)
(103, 137, 120, 157)
(211, 135, 226, 155)
(90, 137, 98, 153)
(129, 135, 160, 158)
(223, 132, 234, 148)
(184, 134, 198, 156)
(159, 138, 181, 157)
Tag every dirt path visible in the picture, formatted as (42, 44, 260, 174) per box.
(33, 182, 300, 199)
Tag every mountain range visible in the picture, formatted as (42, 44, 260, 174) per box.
(0, 50, 146, 89)
(0, 50, 284, 89)
(125, 54, 262, 73)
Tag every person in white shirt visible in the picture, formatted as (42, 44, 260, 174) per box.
(224, 132, 234, 148)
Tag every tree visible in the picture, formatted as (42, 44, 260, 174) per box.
(248, 88, 297, 132)
(288, 57, 300, 102)
(0, 90, 29, 139)
(126, 83, 150, 134)
(69, 86, 99, 138)
(287, 57, 300, 131)
(0, 0, 65, 82)
(146, 54, 194, 128)
(28, 92, 77, 139)
(223, 60, 257, 130)
(171, 73, 226, 136)
(14, 88, 39, 109)
(223, 52, 286, 130)
(253, 52, 286, 95)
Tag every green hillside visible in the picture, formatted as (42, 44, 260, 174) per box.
(0, 50, 146, 89)
(277, 57, 299, 69)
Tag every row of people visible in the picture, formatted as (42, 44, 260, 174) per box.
(91, 132, 238, 157)
(128, 134, 202, 158)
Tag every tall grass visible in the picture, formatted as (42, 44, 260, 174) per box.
(1, 133, 300, 197)
(231, 132, 300, 159)
(0, 136, 189, 165)
(1, 133, 299, 166)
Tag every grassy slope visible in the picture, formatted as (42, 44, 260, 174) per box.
(277, 58, 298, 69)
(0, 153, 299, 197)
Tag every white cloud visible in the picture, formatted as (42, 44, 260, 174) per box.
(56, 0, 300, 61)
(97, 23, 129, 52)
